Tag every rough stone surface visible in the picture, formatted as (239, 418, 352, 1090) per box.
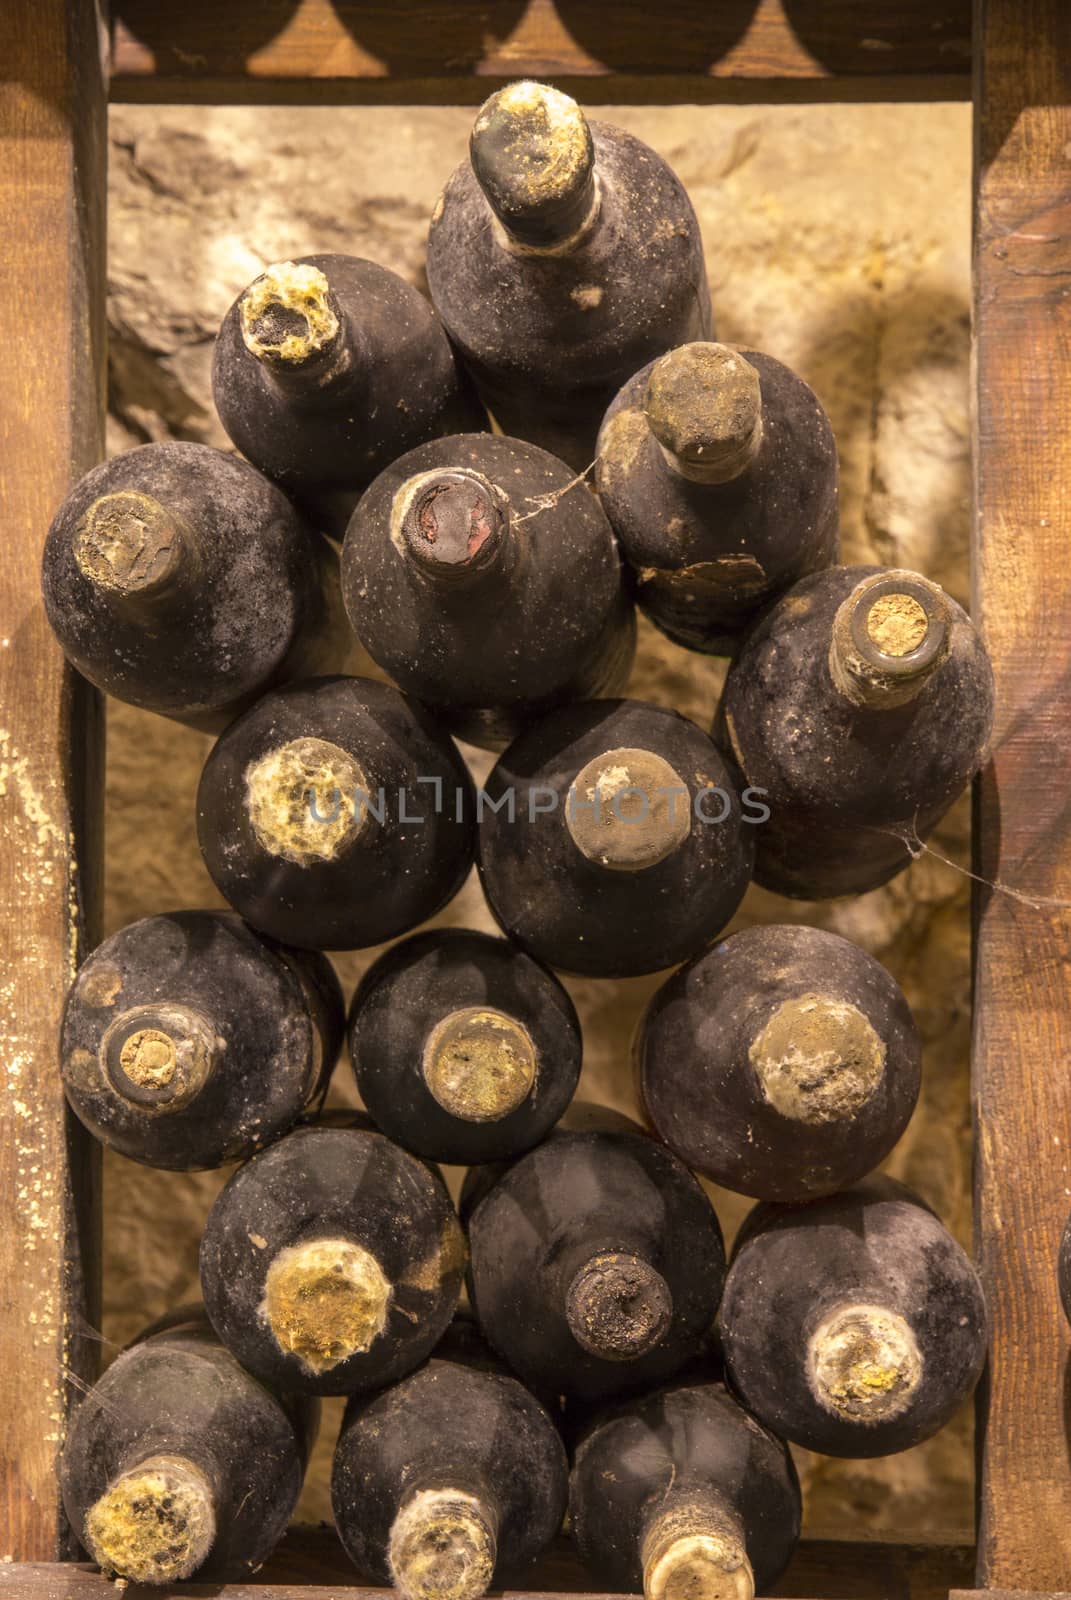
(101, 102, 974, 1537)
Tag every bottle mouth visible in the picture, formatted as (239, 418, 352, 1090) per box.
(565, 1250, 673, 1360)
(421, 1006, 537, 1122)
(394, 469, 510, 579)
(261, 1236, 393, 1374)
(243, 737, 370, 866)
(642, 1505, 755, 1600)
(99, 1002, 216, 1113)
(73, 490, 190, 596)
(239, 260, 342, 371)
(748, 992, 886, 1125)
(84, 1454, 216, 1584)
(644, 344, 764, 484)
(470, 81, 597, 250)
(389, 1488, 498, 1600)
(831, 571, 952, 707)
(565, 747, 692, 872)
(806, 1302, 923, 1423)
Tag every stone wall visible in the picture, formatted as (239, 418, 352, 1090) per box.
(102, 100, 975, 1537)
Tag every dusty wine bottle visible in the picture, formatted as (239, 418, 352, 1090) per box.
(340, 432, 635, 748)
(716, 564, 995, 897)
(427, 82, 711, 470)
(41, 441, 344, 729)
(461, 1105, 726, 1401)
(213, 253, 487, 536)
(332, 1319, 568, 1600)
(637, 924, 921, 1201)
(196, 675, 476, 950)
(476, 699, 754, 978)
(571, 1380, 800, 1600)
(349, 928, 581, 1165)
(61, 1312, 317, 1585)
(60, 911, 343, 1170)
(596, 343, 839, 654)
(200, 1120, 466, 1395)
(719, 1175, 988, 1457)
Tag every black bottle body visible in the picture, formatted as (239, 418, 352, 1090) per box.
(199, 1121, 466, 1395)
(428, 123, 711, 471)
(61, 1317, 316, 1585)
(596, 350, 839, 654)
(570, 1380, 800, 1600)
(60, 910, 343, 1170)
(637, 923, 921, 1201)
(717, 564, 995, 897)
(477, 698, 754, 978)
(332, 1319, 568, 1597)
(341, 432, 635, 748)
(40, 441, 343, 729)
(213, 253, 487, 537)
(196, 675, 476, 950)
(461, 1108, 726, 1401)
(719, 1175, 988, 1457)
(349, 928, 581, 1165)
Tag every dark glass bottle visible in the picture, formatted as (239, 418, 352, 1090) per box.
(341, 432, 635, 748)
(213, 253, 487, 537)
(476, 699, 755, 978)
(596, 343, 839, 654)
(461, 1106, 726, 1401)
(349, 928, 581, 1166)
(40, 441, 344, 729)
(60, 910, 343, 1171)
(61, 1312, 317, 1585)
(199, 1120, 466, 1396)
(427, 82, 712, 471)
(718, 1176, 988, 1457)
(637, 923, 921, 1201)
(571, 1380, 800, 1600)
(196, 675, 476, 950)
(332, 1319, 567, 1600)
(717, 564, 995, 897)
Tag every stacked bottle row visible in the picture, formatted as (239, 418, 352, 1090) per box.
(44, 75, 1002, 1600)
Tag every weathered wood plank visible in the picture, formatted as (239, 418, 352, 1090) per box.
(0, 1533, 972, 1600)
(107, 0, 971, 103)
(971, 0, 1071, 1589)
(0, 0, 106, 1563)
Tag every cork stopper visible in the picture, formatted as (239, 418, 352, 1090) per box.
(98, 1002, 216, 1114)
(642, 1501, 755, 1600)
(470, 82, 597, 250)
(830, 570, 952, 709)
(565, 1251, 673, 1360)
(389, 1488, 498, 1600)
(566, 747, 692, 872)
(244, 738, 369, 867)
(84, 1454, 216, 1584)
(422, 1006, 538, 1122)
(261, 1237, 393, 1374)
(748, 993, 886, 1125)
(645, 345, 764, 485)
(393, 469, 511, 581)
(239, 261, 350, 388)
(807, 1303, 923, 1422)
(73, 490, 195, 597)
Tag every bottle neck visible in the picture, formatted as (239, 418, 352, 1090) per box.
(641, 1491, 755, 1600)
(99, 1002, 216, 1114)
(261, 1236, 393, 1376)
(829, 570, 952, 710)
(565, 746, 692, 873)
(73, 490, 202, 615)
(239, 260, 361, 401)
(422, 1006, 538, 1123)
(392, 468, 516, 588)
(85, 1453, 217, 1584)
(645, 344, 765, 486)
(470, 81, 600, 253)
(553, 1231, 672, 1361)
(388, 1485, 499, 1600)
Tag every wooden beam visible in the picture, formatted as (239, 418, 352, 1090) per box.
(107, 0, 971, 103)
(0, 0, 106, 1563)
(971, 0, 1071, 1590)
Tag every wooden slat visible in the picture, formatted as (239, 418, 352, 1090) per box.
(0, 1532, 972, 1600)
(971, 0, 1071, 1590)
(0, 0, 106, 1563)
(107, 0, 971, 103)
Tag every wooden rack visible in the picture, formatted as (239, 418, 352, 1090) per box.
(1, 1, 1068, 1595)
